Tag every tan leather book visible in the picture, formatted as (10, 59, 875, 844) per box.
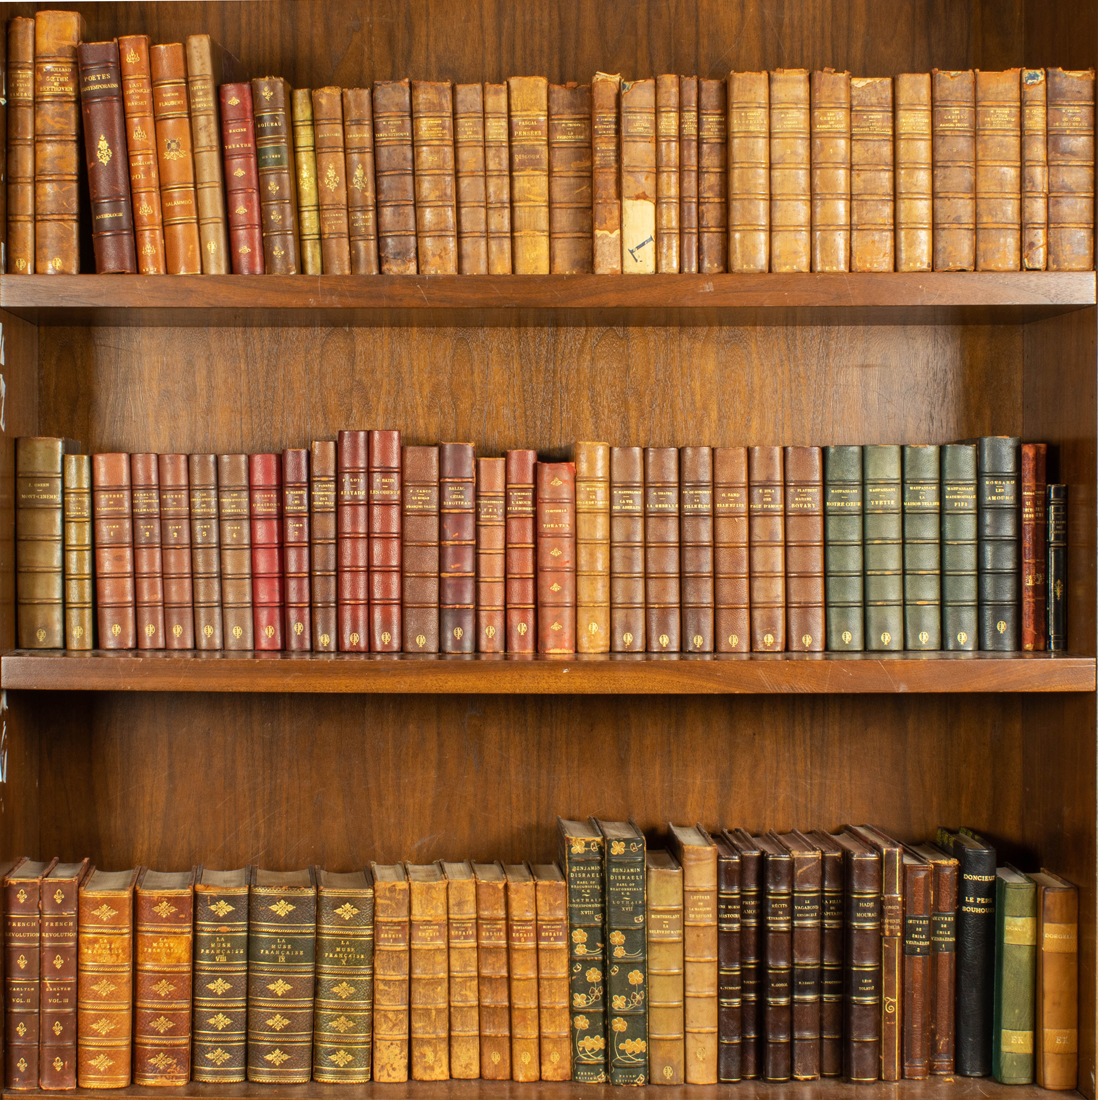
(933, 69, 976, 270)
(811, 69, 851, 272)
(411, 80, 458, 274)
(656, 74, 680, 272)
(440, 861, 479, 1079)
(727, 71, 769, 273)
(714, 446, 750, 652)
(610, 446, 645, 652)
(483, 82, 512, 273)
(407, 864, 449, 1080)
(291, 89, 322, 274)
(621, 78, 656, 273)
(591, 71, 622, 273)
(313, 87, 352, 274)
(476, 456, 505, 652)
(647, 850, 685, 1085)
(1032, 869, 1077, 1090)
(343, 88, 379, 274)
(63, 453, 93, 649)
(1022, 69, 1048, 269)
(455, 84, 488, 274)
(680, 75, 699, 272)
(8, 17, 36, 272)
(850, 76, 894, 272)
(473, 861, 511, 1079)
(374, 78, 417, 273)
(895, 73, 933, 271)
(505, 864, 540, 1081)
(1047, 67, 1095, 271)
(131, 453, 165, 649)
(976, 68, 1022, 271)
(699, 77, 728, 272)
(371, 863, 410, 1082)
(509, 76, 550, 273)
(532, 865, 570, 1081)
(548, 82, 593, 273)
(575, 441, 610, 653)
(769, 69, 810, 272)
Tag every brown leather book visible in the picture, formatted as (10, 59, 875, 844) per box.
(900, 851, 933, 1079)
(371, 864, 410, 1083)
(850, 76, 894, 272)
(699, 77, 728, 273)
(133, 868, 195, 1085)
(473, 862, 511, 1079)
(158, 454, 193, 649)
(505, 449, 537, 652)
(476, 456, 506, 652)
(8, 17, 36, 272)
(291, 89, 321, 274)
(411, 80, 458, 274)
(610, 446, 645, 652)
(1047, 67, 1095, 271)
(769, 69, 810, 272)
(312, 87, 351, 274)
(714, 447, 750, 652)
(909, 843, 957, 1075)
(251, 77, 300, 273)
(933, 69, 977, 271)
(217, 454, 253, 650)
(976, 68, 1022, 271)
(369, 430, 402, 652)
(726, 829, 762, 1079)
(591, 72, 622, 274)
(575, 441, 610, 653)
(784, 446, 824, 652)
(250, 454, 284, 651)
(536, 461, 577, 654)
(680, 75, 699, 272)
(727, 71, 769, 273)
(337, 430, 369, 652)
(483, 82, 513, 273)
(811, 69, 851, 272)
(374, 79, 417, 273)
(282, 448, 311, 650)
(681, 446, 714, 652)
(407, 864, 449, 1081)
(132, 453, 165, 649)
(894, 73, 933, 272)
(221, 83, 264, 274)
(454, 84, 488, 274)
(645, 447, 680, 652)
(63, 454, 93, 649)
(441, 442, 476, 653)
(753, 833, 792, 1081)
(1022, 69, 1048, 269)
(309, 441, 336, 651)
(548, 82, 593, 273)
(403, 445, 440, 653)
(532, 865, 570, 1080)
(505, 865, 540, 1081)
(655, 74, 680, 272)
(1032, 869, 1078, 1090)
(749, 445, 785, 652)
(93, 453, 136, 649)
(647, 849, 685, 1084)
(440, 862, 479, 1079)
(808, 831, 844, 1077)
(706, 830, 741, 1083)
(343, 88, 380, 274)
(1022, 442, 1048, 650)
(509, 76, 550, 274)
(188, 454, 222, 650)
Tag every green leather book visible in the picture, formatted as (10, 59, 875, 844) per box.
(823, 445, 864, 650)
(863, 445, 903, 650)
(993, 865, 1036, 1084)
(978, 436, 1021, 651)
(941, 444, 978, 650)
(903, 445, 941, 649)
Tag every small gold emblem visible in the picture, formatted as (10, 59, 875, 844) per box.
(15, 1022, 25, 1037)
(381, 630, 391, 643)
(693, 633, 703, 647)
(264, 1049, 289, 1066)
(149, 1054, 176, 1072)
(486, 625, 496, 639)
(35, 628, 46, 643)
(958, 631, 968, 645)
(207, 240, 216, 254)
(268, 180, 279, 194)
(349, 631, 360, 645)
(90, 1017, 113, 1036)
(204, 624, 214, 638)
(454, 626, 463, 640)
(228, 95, 240, 106)
(152, 979, 175, 997)
(137, 199, 153, 217)
(236, 204, 247, 215)
(234, 168, 245, 177)
(764, 632, 775, 646)
(239, 245, 252, 254)
(209, 900, 234, 917)
(550, 1051, 561, 1064)
(802, 634, 812, 646)
(610, 840, 625, 855)
(323, 164, 339, 192)
(261, 86, 274, 101)
(74, 625, 84, 638)
(152, 900, 177, 918)
(132, 124, 147, 143)
(352, 163, 366, 190)
(208, 1013, 232, 1031)
(729, 633, 739, 646)
(266, 1013, 290, 1031)
(842, 630, 852, 644)
(143, 243, 157, 256)
(50, 257, 64, 271)
(551, 477, 563, 486)
(146, 622, 156, 637)
(415, 633, 426, 647)
(997, 619, 1007, 634)
(14, 258, 26, 271)
(659, 633, 669, 647)
(294, 621, 304, 635)
(335, 903, 359, 920)
(164, 136, 184, 161)
(589, 621, 599, 635)
(52, 1057, 63, 1071)
(518, 622, 528, 635)
(330, 1050, 354, 1067)
(111, 624, 122, 639)
(52, 1020, 62, 1034)
(92, 903, 117, 921)
(550, 547, 562, 557)
(16, 888, 27, 904)
(16, 954, 27, 970)
(320, 632, 331, 646)
(148, 1015, 174, 1034)
(207, 977, 231, 995)
(273, 246, 285, 258)
(125, 48, 139, 63)
(206, 1049, 231, 1065)
(330, 1015, 353, 1032)
(550, 582, 561, 592)
(522, 1051, 532, 1065)
(233, 625, 243, 639)
(271, 210, 282, 223)
(91, 979, 116, 997)
(268, 978, 292, 996)
(919, 630, 929, 644)
(881, 631, 892, 645)
(96, 134, 112, 165)
(332, 981, 355, 999)
(623, 631, 633, 645)
(264, 624, 275, 638)
(491, 1051, 501, 1064)
(552, 621, 562, 631)
(269, 899, 295, 917)
(15, 1058, 27, 1074)
(89, 1055, 113, 1073)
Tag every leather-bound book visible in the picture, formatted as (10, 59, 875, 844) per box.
(344, 88, 380, 274)
(901, 851, 933, 1079)
(807, 831, 844, 1077)
(537, 461, 577, 654)
(134, 868, 195, 1085)
(1047, 483, 1067, 651)
(894, 73, 933, 272)
(591, 72, 622, 274)
(679, 75, 699, 272)
(1032, 870, 1077, 1090)
(532, 864, 570, 1080)
(698, 78, 728, 272)
(645, 447, 680, 651)
(784, 446, 824, 651)
(504, 864, 539, 1081)
(725, 831, 761, 1078)
(441, 442, 476, 652)
(1022, 69, 1048, 269)
(977, 436, 1020, 650)
(369, 430, 401, 652)
(403, 445, 440, 652)
(753, 834, 792, 1082)
(218, 454, 253, 650)
(411, 81, 457, 274)
(655, 74, 680, 272)
(247, 868, 316, 1083)
(932, 70, 976, 270)
(78, 42, 137, 273)
(707, 830, 741, 1082)
(8, 18, 36, 272)
(337, 430, 369, 651)
(769, 69, 810, 272)
(150, 44, 202, 274)
(483, 82, 513, 273)
(505, 449, 537, 652)
(131, 453, 165, 649)
(548, 82, 593, 273)
(575, 441, 610, 653)
(158, 454, 193, 649)
(40, 859, 91, 1090)
(309, 441, 336, 651)
(647, 849, 685, 1085)
(557, 819, 607, 1082)
(188, 454, 222, 649)
(976, 69, 1022, 270)
(610, 446, 645, 652)
(220, 84, 264, 274)
(681, 446, 714, 652)
(313, 870, 373, 1082)
(472, 862, 511, 1079)
(371, 864, 410, 1083)
(1022, 443, 1048, 650)
(811, 69, 851, 272)
(863, 445, 903, 651)
(903, 445, 941, 650)
(34, 10, 84, 274)
(727, 71, 769, 273)
(92, 453, 136, 648)
(312, 87, 351, 274)
(249, 453, 284, 650)
(714, 447, 750, 652)
(440, 862, 478, 1078)
(77, 868, 140, 1088)
(1047, 68, 1095, 271)
(748, 445, 784, 652)
(291, 89, 321, 274)
(508, 76, 550, 274)
(251, 77, 300, 273)
(282, 449, 310, 650)
(192, 868, 249, 1083)
(993, 866, 1036, 1084)
(941, 443, 978, 650)
(455, 84, 488, 274)
(850, 76, 894, 271)
(476, 457, 506, 652)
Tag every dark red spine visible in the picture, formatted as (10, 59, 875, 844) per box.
(92, 454, 136, 649)
(505, 449, 537, 652)
(131, 453, 165, 649)
(338, 430, 370, 651)
(157, 453, 194, 650)
(440, 442, 476, 653)
(536, 461, 577, 654)
(369, 430, 402, 651)
(219, 83, 265, 274)
(249, 453, 284, 650)
(282, 448, 311, 650)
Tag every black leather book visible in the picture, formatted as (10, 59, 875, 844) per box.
(823, 446, 864, 650)
(977, 436, 1020, 650)
(754, 833, 792, 1082)
(808, 830, 844, 1077)
(863, 445, 903, 650)
(707, 829, 742, 1082)
(1047, 483, 1067, 651)
(725, 829, 762, 1078)
(903, 445, 941, 649)
(941, 443, 978, 650)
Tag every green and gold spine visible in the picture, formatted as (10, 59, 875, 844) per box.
(993, 867, 1036, 1084)
(63, 453, 93, 649)
(292, 88, 322, 274)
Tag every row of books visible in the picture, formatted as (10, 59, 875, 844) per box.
(2, 822, 1078, 1091)
(16, 435, 1064, 655)
(7, 12, 1096, 277)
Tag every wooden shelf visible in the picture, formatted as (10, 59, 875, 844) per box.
(1, 650, 1092, 694)
(2, 272, 1093, 327)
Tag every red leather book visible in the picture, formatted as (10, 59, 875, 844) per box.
(337, 431, 369, 651)
(158, 454, 193, 650)
(218, 454, 253, 650)
(441, 443, 476, 653)
(220, 83, 264, 274)
(131, 453, 165, 649)
(283, 448, 310, 650)
(92, 454, 136, 649)
(310, 441, 336, 651)
(403, 446, 440, 652)
(249, 453, 284, 650)
(1021, 442, 1048, 650)
(476, 457, 506, 652)
(369, 430, 402, 651)
(748, 446, 785, 651)
(505, 449, 537, 652)
(715, 447, 750, 652)
(536, 461, 576, 654)
(188, 454, 222, 650)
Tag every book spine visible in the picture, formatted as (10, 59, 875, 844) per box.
(769, 69, 810, 273)
(192, 883, 248, 1082)
(790, 854, 822, 1081)
(749, 445, 785, 651)
(679, 75, 699, 272)
(534, 876, 570, 1080)
(950, 841, 997, 1075)
(440, 442, 476, 652)
(645, 447, 680, 652)
(863, 445, 903, 650)
(483, 82, 512, 273)
(762, 851, 792, 1081)
(7, 18, 36, 272)
(610, 446, 645, 652)
(509, 76, 550, 274)
(591, 72, 621, 274)
(445, 875, 479, 1079)
(933, 69, 976, 271)
(811, 69, 851, 272)
(92, 453, 136, 648)
(1021, 443, 1048, 650)
(369, 430, 402, 652)
(337, 430, 369, 651)
(184, 35, 230, 273)
(1047, 484, 1067, 651)
(976, 68, 1022, 271)
(605, 836, 648, 1085)
(1036, 879, 1078, 1089)
(537, 461, 577, 654)
(903, 445, 943, 649)
(217, 454, 254, 650)
(411, 80, 457, 274)
(505, 449, 537, 651)
(548, 82, 593, 274)
(309, 441, 337, 651)
(784, 446, 824, 652)
(220, 84, 264, 274)
(4, 874, 42, 1088)
(894, 72, 933, 272)
(40, 870, 84, 1089)
(475, 457, 506, 652)
(874, 841, 903, 1081)
(850, 76, 894, 272)
(251, 77, 300, 274)
(402, 445, 440, 652)
(291, 89, 322, 275)
(282, 449, 311, 650)
(575, 442, 610, 653)
(562, 834, 606, 1083)
(903, 864, 933, 1078)
(131, 453, 165, 649)
(374, 79, 417, 273)
(818, 848, 844, 1077)
(454, 83, 488, 274)
(373, 877, 410, 1082)
(824, 445, 864, 650)
(158, 454, 194, 649)
(681, 446, 715, 652)
(843, 850, 881, 1082)
(698, 78, 728, 273)
(930, 861, 958, 1074)
(714, 447, 750, 652)
(1046, 67, 1094, 271)
(63, 453, 94, 649)
(249, 453, 284, 650)
(1022, 69, 1048, 269)
(727, 71, 769, 273)
(738, 849, 762, 1078)
(16, 438, 65, 648)
(344, 88, 380, 275)
(506, 875, 539, 1081)
(941, 443, 978, 650)
(716, 849, 742, 1082)
(188, 454, 222, 650)
(648, 857, 685, 1084)
(977, 436, 1021, 650)
(475, 874, 510, 1079)
(655, 74, 680, 272)
(681, 845, 718, 1083)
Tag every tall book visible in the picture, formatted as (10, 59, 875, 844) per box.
(778, 832, 822, 1081)
(132, 453, 165, 649)
(282, 449, 310, 650)
(1047, 483, 1068, 651)
(726, 829, 762, 1078)
(158, 454, 193, 649)
(403, 445, 440, 652)
(476, 457, 506, 652)
(932, 69, 977, 271)
(620, 77, 656, 273)
(548, 82, 593, 273)
(1022, 442, 1048, 650)
(251, 77, 300, 273)
(808, 831, 844, 1077)
(850, 75, 893, 271)
(92, 452, 136, 648)
(440, 442, 476, 653)
(504, 864, 539, 1081)
(337, 430, 369, 651)
(410, 80, 458, 274)
(646, 850, 684, 1085)
(188, 454, 222, 650)
(532, 864, 570, 1080)
(993, 866, 1036, 1084)
(440, 861, 478, 1079)
(371, 864, 410, 1083)
(454, 84, 488, 274)
(784, 445, 824, 652)
(220, 83, 264, 274)
(591, 72, 622, 274)
(368, 430, 401, 652)
(901, 850, 933, 1079)
(309, 441, 336, 650)
(1022, 69, 1048, 269)
(291, 89, 321, 274)
(505, 449, 537, 651)
(769, 69, 810, 272)
(344, 88, 380, 274)
(249, 453, 284, 650)
(407, 864, 449, 1081)
(313, 87, 352, 274)
(941, 442, 978, 650)
(977, 435, 1021, 650)
(707, 831, 741, 1082)
(218, 454, 253, 650)
(575, 442, 610, 652)
(483, 82, 512, 273)
(1046, 68, 1095, 271)
(748, 445, 784, 652)
(753, 833, 792, 1082)
(903, 444, 941, 650)
(811, 68, 851, 272)
(681, 446, 714, 652)
(536, 461, 577, 654)
(472, 862, 510, 1079)
(714, 447, 750, 652)
(894, 72, 933, 271)
(976, 68, 1022, 271)
(1032, 869, 1077, 1090)
(508, 76, 550, 274)
(610, 446, 645, 652)
(645, 447, 680, 652)
(655, 74, 680, 272)
(863, 445, 903, 651)
(727, 71, 769, 273)
(7, 18, 36, 272)
(698, 77, 727, 272)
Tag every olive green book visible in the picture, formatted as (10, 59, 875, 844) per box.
(992, 865, 1036, 1084)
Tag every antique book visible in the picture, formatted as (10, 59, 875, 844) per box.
(769, 69, 810, 272)
(727, 71, 769, 273)
(1022, 70, 1048, 269)
(92, 452, 136, 649)
(993, 866, 1036, 1084)
(8, 18, 36, 272)
(505, 449, 537, 652)
(150, 44, 202, 274)
(309, 441, 337, 651)
(850, 76, 894, 271)
(158, 454, 194, 649)
(778, 832, 822, 1081)
(291, 89, 321, 274)
(863, 445, 903, 651)
(932, 69, 977, 270)
(1022, 442, 1048, 650)
(509, 76, 550, 273)
(808, 831, 844, 1077)
(220, 83, 264, 274)
(504, 864, 539, 1081)
(188, 454, 222, 650)
(707, 831, 741, 1082)
(903, 445, 941, 650)
(976, 68, 1022, 270)
(1046, 68, 1095, 271)
(647, 850, 685, 1085)
(218, 454, 253, 651)
(610, 446, 645, 652)
(655, 74, 680, 271)
(748, 445, 784, 652)
(620, 77, 657, 274)
(192, 867, 249, 1083)
(247, 868, 317, 1083)
(645, 448, 681, 651)
(440, 442, 476, 653)
(131, 454, 165, 649)
(537, 461, 577, 654)
(440, 861, 478, 1079)
(941, 442, 979, 650)
(575, 442, 610, 653)
(249, 453, 284, 650)
(548, 82, 593, 273)
(403, 445, 440, 652)
(133, 868, 195, 1085)
(977, 435, 1021, 650)
(901, 851, 933, 1079)
(344, 88, 380, 274)
(411, 80, 458, 274)
(1047, 483, 1067, 651)
(337, 430, 369, 652)
(77, 42, 137, 273)
(894, 72, 933, 271)
(371, 864, 410, 1083)
(454, 84, 488, 274)
(483, 82, 512, 273)
(1032, 869, 1077, 1090)
(591, 72, 622, 273)
(752, 834, 792, 1082)
(532, 864, 570, 1080)
(714, 447, 750, 652)
(369, 430, 402, 652)
(251, 77, 300, 273)
(476, 457, 506, 652)
(313, 87, 352, 274)
(185, 35, 231, 273)
(282, 449, 311, 650)
(680, 75, 699, 272)
(811, 69, 851, 271)
(784, 446, 824, 652)
(698, 78, 728, 272)
(680, 447, 714, 652)
(472, 862, 510, 1079)
(726, 830, 762, 1079)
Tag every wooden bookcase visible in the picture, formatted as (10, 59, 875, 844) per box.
(0, 1, 1095, 1098)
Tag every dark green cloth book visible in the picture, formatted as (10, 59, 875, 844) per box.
(903, 444, 941, 649)
(977, 436, 1020, 651)
(863, 445, 903, 650)
(941, 443, 978, 650)
(993, 865, 1036, 1084)
(824, 445, 864, 650)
